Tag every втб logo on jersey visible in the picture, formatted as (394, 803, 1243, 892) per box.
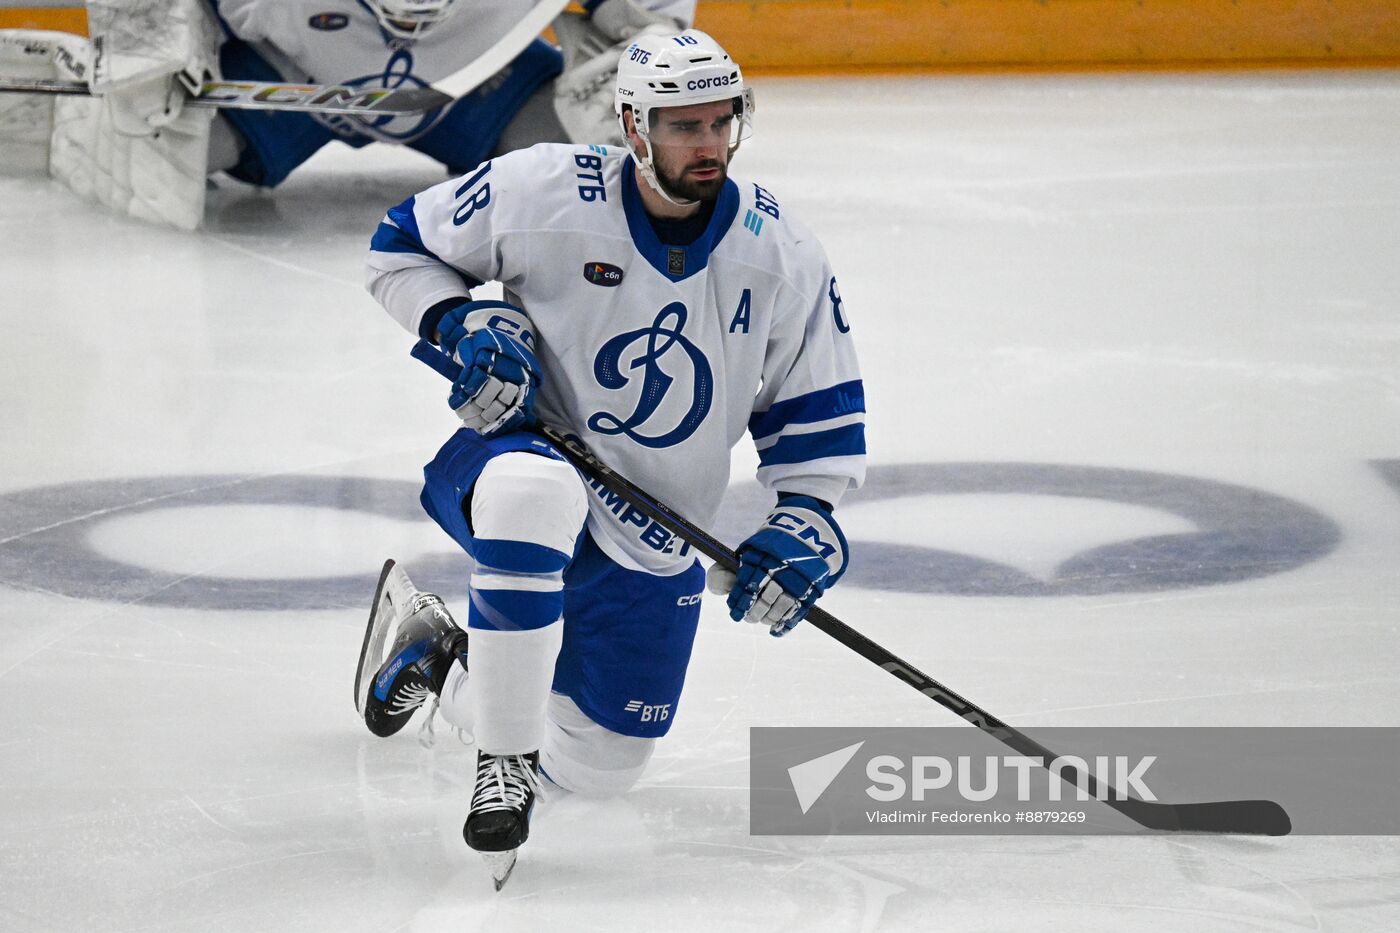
(588, 302, 713, 448)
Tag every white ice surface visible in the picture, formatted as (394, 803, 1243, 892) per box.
(2, 71, 1399, 931)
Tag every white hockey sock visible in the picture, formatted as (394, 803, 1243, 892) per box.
(439, 661, 473, 733)
(468, 625, 565, 754)
(464, 451, 587, 755)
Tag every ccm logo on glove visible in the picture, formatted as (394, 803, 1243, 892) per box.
(766, 510, 840, 564)
(707, 495, 850, 637)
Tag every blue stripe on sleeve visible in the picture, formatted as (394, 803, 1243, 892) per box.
(757, 423, 867, 468)
(374, 194, 486, 292)
(371, 195, 440, 259)
(370, 220, 437, 257)
(387, 194, 424, 242)
(749, 380, 865, 441)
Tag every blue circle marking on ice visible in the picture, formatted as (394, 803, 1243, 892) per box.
(1371, 459, 1400, 501)
(712, 463, 1340, 597)
(0, 464, 1342, 609)
(0, 474, 471, 611)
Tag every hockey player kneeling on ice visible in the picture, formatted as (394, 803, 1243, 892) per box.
(355, 29, 866, 890)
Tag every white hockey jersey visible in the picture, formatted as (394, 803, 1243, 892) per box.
(216, 0, 695, 140)
(367, 143, 866, 574)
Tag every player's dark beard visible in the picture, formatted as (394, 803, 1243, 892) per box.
(656, 157, 728, 203)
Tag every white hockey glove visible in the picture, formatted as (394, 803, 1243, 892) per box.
(552, 0, 683, 145)
(87, 0, 220, 135)
(707, 495, 850, 637)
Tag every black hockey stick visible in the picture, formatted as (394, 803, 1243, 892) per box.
(411, 339, 1290, 835)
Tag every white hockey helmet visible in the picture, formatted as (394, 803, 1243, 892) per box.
(615, 29, 754, 203)
(364, 0, 458, 40)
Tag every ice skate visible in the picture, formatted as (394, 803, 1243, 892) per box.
(464, 750, 542, 890)
(355, 559, 468, 737)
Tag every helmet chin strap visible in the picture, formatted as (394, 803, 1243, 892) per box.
(622, 107, 700, 209)
(629, 135, 700, 209)
(621, 105, 744, 210)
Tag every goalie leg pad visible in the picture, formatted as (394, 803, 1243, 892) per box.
(0, 30, 92, 175)
(43, 0, 220, 228)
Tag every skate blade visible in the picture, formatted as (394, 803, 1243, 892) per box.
(481, 850, 518, 891)
(354, 559, 419, 717)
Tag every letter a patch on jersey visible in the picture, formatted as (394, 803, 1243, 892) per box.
(729, 289, 752, 334)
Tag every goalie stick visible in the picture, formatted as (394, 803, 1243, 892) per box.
(0, 0, 570, 115)
(411, 338, 1291, 836)
(0, 75, 450, 115)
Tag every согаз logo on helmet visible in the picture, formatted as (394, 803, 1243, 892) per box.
(687, 76, 733, 90)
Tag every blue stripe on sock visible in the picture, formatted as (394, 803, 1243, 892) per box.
(468, 587, 563, 632)
(474, 538, 571, 574)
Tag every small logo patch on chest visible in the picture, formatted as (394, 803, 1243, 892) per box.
(308, 12, 349, 30)
(667, 248, 685, 277)
(584, 262, 624, 287)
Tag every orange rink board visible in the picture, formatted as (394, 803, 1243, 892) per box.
(691, 0, 1400, 71)
(4, 1, 1400, 70)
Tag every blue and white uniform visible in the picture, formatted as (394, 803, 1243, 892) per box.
(369, 142, 867, 573)
(366, 142, 864, 759)
(212, 0, 694, 185)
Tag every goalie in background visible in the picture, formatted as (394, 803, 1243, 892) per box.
(0, 0, 693, 229)
(210, 0, 695, 187)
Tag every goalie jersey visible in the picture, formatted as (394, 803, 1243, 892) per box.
(366, 143, 866, 575)
(216, 0, 697, 85)
(216, 0, 695, 141)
